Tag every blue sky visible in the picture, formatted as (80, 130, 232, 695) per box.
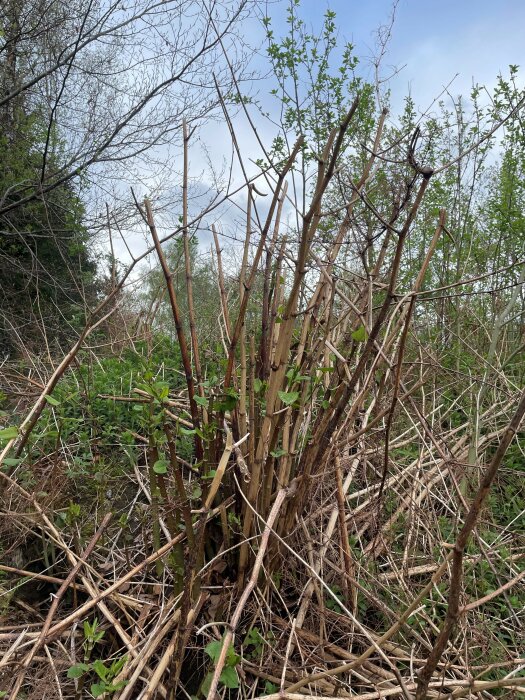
(115, 0, 525, 265)
(182, 1, 525, 256)
(266, 0, 525, 112)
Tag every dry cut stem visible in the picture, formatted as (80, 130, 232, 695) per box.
(205, 481, 297, 700)
(416, 387, 525, 699)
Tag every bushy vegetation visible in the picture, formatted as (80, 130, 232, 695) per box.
(0, 103, 97, 355)
(1, 2, 524, 699)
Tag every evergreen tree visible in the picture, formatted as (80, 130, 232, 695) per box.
(0, 0, 97, 356)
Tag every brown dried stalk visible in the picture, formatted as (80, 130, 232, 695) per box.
(205, 481, 297, 700)
(0, 303, 119, 468)
(415, 387, 525, 699)
(26, 501, 229, 648)
(141, 593, 207, 700)
(238, 187, 253, 441)
(238, 102, 361, 580)
(335, 455, 357, 613)
(224, 136, 304, 389)
(9, 512, 112, 698)
(284, 551, 455, 694)
(144, 198, 203, 463)
(289, 169, 433, 524)
(182, 119, 204, 398)
(212, 224, 232, 341)
(164, 423, 195, 548)
(259, 181, 288, 380)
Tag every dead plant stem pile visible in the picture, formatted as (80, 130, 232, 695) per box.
(1, 102, 524, 700)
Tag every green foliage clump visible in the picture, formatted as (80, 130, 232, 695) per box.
(21, 338, 186, 495)
(0, 106, 97, 356)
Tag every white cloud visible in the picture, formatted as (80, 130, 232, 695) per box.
(387, 10, 524, 115)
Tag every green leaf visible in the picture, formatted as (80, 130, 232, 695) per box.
(253, 378, 263, 394)
(109, 655, 128, 676)
(217, 390, 239, 412)
(245, 627, 262, 645)
(0, 426, 18, 440)
(270, 448, 287, 458)
(44, 394, 61, 406)
(111, 680, 128, 692)
(90, 682, 107, 698)
(92, 659, 109, 680)
(225, 646, 240, 666)
(179, 426, 196, 436)
(194, 395, 208, 407)
(205, 638, 240, 673)
(204, 640, 222, 663)
(136, 382, 154, 396)
(200, 671, 213, 696)
(153, 382, 170, 399)
(351, 325, 367, 343)
(83, 619, 104, 644)
(2, 457, 22, 467)
(67, 663, 91, 679)
(153, 459, 168, 475)
(278, 390, 299, 406)
(220, 666, 239, 689)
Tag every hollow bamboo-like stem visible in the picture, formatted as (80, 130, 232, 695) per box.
(335, 455, 357, 613)
(224, 136, 304, 390)
(144, 198, 203, 463)
(205, 483, 295, 700)
(237, 189, 252, 442)
(212, 224, 232, 341)
(415, 388, 525, 699)
(181, 120, 204, 404)
(148, 438, 164, 578)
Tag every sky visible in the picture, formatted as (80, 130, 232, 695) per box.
(278, 0, 525, 112)
(111, 0, 525, 268)
(216, 0, 525, 190)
